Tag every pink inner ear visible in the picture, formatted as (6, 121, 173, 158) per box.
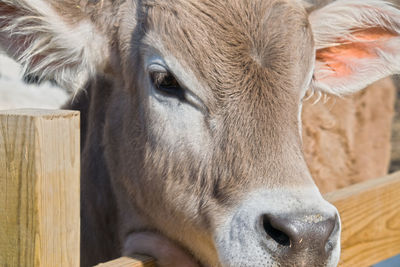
(315, 28, 397, 78)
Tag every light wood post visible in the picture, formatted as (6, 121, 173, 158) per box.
(96, 256, 155, 267)
(0, 109, 80, 267)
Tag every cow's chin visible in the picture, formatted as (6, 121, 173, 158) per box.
(123, 232, 201, 267)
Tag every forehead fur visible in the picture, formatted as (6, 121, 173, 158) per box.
(130, 0, 315, 195)
(140, 0, 313, 101)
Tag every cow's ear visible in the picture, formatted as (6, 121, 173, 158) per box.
(0, 0, 110, 91)
(309, 0, 400, 96)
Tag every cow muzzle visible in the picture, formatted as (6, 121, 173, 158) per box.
(214, 187, 341, 267)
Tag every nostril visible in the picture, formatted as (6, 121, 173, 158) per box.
(325, 214, 340, 253)
(263, 216, 290, 246)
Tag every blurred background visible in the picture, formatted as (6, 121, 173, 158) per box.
(0, 54, 68, 110)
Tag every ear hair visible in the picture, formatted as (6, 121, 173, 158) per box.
(310, 0, 400, 50)
(309, 0, 400, 96)
(0, 0, 110, 92)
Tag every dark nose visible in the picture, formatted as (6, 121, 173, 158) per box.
(262, 213, 338, 258)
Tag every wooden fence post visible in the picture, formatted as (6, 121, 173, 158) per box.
(0, 109, 80, 267)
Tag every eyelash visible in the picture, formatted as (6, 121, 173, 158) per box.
(150, 71, 185, 100)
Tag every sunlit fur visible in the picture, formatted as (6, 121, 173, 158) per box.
(0, 0, 111, 91)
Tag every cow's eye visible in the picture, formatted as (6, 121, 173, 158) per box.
(150, 71, 184, 99)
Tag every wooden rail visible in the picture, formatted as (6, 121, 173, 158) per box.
(0, 110, 399, 267)
(325, 171, 400, 266)
(0, 110, 80, 267)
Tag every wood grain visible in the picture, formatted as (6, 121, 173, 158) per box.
(99, 172, 400, 267)
(325, 172, 400, 267)
(0, 109, 80, 267)
(96, 256, 155, 267)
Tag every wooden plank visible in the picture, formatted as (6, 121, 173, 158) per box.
(0, 109, 80, 267)
(100, 172, 400, 267)
(96, 256, 155, 267)
(325, 172, 400, 267)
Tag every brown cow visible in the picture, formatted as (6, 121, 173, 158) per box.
(1, 0, 400, 266)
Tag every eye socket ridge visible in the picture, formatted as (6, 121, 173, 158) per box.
(147, 62, 208, 114)
(150, 69, 185, 100)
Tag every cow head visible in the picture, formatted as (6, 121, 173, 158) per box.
(1, 0, 400, 266)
